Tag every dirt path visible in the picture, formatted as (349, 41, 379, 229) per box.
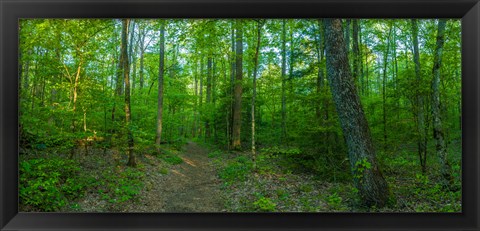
(134, 141, 224, 212)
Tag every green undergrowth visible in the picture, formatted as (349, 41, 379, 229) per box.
(19, 144, 178, 212)
(19, 157, 84, 211)
(139, 145, 184, 165)
(209, 144, 461, 212)
(95, 165, 145, 205)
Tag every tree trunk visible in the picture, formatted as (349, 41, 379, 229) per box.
(228, 20, 236, 149)
(112, 22, 123, 129)
(281, 19, 287, 143)
(345, 19, 351, 55)
(392, 27, 399, 121)
(123, 19, 136, 167)
(128, 20, 135, 65)
(232, 19, 243, 150)
(40, 67, 47, 107)
(116, 26, 125, 97)
(155, 20, 166, 153)
(206, 56, 212, 138)
(358, 20, 365, 95)
(382, 23, 393, 152)
(316, 19, 328, 153)
(193, 62, 198, 137)
(288, 22, 295, 86)
(252, 20, 263, 167)
(129, 20, 136, 93)
(411, 19, 427, 173)
(324, 19, 389, 207)
(139, 27, 146, 90)
(352, 20, 361, 88)
(432, 19, 453, 187)
(69, 60, 82, 158)
(199, 58, 204, 137)
(212, 58, 218, 142)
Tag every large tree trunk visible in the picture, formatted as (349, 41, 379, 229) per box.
(432, 19, 453, 187)
(122, 19, 135, 167)
(155, 20, 166, 152)
(358, 21, 365, 95)
(345, 20, 351, 54)
(411, 19, 428, 173)
(352, 20, 361, 89)
(232, 19, 243, 150)
(324, 19, 389, 207)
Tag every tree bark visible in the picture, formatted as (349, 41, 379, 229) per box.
(411, 19, 428, 173)
(69, 60, 82, 158)
(193, 61, 198, 137)
(324, 19, 389, 207)
(232, 19, 243, 150)
(316, 19, 328, 154)
(382, 23, 393, 152)
(139, 25, 146, 90)
(281, 19, 287, 143)
(199, 58, 204, 137)
(155, 20, 166, 153)
(345, 19, 351, 54)
(122, 19, 135, 167)
(112, 22, 123, 128)
(252, 20, 263, 167)
(206, 56, 212, 138)
(358, 20, 365, 95)
(352, 20, 361, 87)
(116, 23, 125, 97)
(432, 19, 453, 187)
(228, 20, 236, 149)
(288, 21, 295, 95)
(129, 20, 136, 93)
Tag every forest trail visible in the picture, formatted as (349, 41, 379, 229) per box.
(135, 141, 224, 212)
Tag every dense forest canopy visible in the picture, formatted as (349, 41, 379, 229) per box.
(19, 19, 461, 212)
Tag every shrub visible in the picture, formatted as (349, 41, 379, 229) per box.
(326, 192, 343, 208)
(218, 156, 252, 185)
(253, 196, 277, 212)
(19, 158, 84, 211)
(208, 150, 223, 159)
(96, 166, 145, 204)
(161, 151, 184, 165)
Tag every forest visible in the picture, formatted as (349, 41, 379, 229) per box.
(19, 18, 461, 212)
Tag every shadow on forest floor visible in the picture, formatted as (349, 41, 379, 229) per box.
(19, 140, 461, 213)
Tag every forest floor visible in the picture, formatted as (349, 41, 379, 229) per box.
(20, 140, 462, 213)
(134, 141, 224, 212)
(70, 141, 225, 212)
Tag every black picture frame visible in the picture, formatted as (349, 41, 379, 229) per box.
(1, 0, 479, 230)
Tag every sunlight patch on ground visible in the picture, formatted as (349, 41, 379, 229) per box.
(172, 169, 187, 177)
(181, 157, 197, 167)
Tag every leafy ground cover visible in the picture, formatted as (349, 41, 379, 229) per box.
(210, 143, 461, 212)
